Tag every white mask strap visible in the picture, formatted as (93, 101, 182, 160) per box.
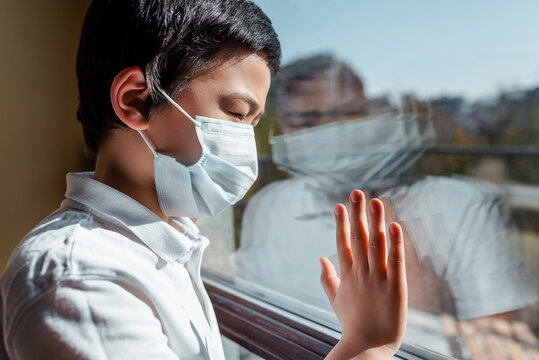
(138, 85, 201, 156)
(155, 85, 199, 127)
(138, 130, 157, 157)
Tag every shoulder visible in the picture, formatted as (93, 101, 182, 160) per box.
(0, 205, 158, 336)
(245, 177, 320, 213)
(2, 207, 89, 299)
(381, 176, 512, 250)
(1, 207, 86, 341)
(417, 175, 504, 198)
(385, 175, 506, 210)
(242, 179, 292, 218)
(248, 178, 303, 204)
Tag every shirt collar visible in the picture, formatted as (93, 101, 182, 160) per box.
(63, 172, 205, 264)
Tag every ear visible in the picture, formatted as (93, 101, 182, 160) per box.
(110, 66, 150, 130)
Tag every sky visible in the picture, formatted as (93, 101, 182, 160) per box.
(254, 0, 539, 101)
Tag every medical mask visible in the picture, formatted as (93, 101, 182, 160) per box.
(270, 113, 435, 190)
(138, 87, 258, 218)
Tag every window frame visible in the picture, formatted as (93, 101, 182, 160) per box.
(203, 274, 453, 360)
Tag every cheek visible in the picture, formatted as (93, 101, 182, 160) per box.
(148, 112, 203, 165)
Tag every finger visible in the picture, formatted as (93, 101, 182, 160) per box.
(319, 257, 340, 304)
(380, 197, 417, 266)
(349, 190, 369, 272)
(388, 223, 407, 295)
(368, 198, 388, 276)
(334, 203, 353, 272)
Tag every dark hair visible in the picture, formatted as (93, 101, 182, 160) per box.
(270, 53, 365, 128)
(76, 0, 281, 155)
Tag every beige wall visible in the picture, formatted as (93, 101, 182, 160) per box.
(0, 1, 92, 270)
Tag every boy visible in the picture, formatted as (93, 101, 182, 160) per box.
(0, 1, 407, 359)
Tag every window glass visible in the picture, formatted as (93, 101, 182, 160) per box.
(202, 1, 539, 358)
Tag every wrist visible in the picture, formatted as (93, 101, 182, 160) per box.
(325, 339, 366, 360)
(325, 340, 394, 360)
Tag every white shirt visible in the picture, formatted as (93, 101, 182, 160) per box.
(380, 175, 538, 319)
(0, 172, 226, 360)
(232, 175, 538, 356)
(232, 175, 538, 319)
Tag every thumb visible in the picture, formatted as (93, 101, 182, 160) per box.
(319, 257, 340, 304)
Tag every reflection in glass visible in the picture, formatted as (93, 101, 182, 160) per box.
(201, 2, 539, 358)
(225, 54, 538, 358)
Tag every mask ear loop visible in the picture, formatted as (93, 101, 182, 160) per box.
(138, 84, 202, 156)
(138, 130, 157, 156)
(154, 85, 200, 127)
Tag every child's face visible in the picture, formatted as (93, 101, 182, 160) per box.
(146, 52, 272, 166)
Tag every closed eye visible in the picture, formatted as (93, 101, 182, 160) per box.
(229, 112, 246, 121)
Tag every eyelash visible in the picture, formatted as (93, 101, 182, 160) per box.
(230, 112, 245, 120)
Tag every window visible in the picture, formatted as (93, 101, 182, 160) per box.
(201, 1, 539, 359)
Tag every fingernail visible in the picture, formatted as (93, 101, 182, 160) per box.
(334, 205, 342, 216)
(369, 200, 378, 213)
(351, 191, 360, 203)
(389, 223, 398, 235)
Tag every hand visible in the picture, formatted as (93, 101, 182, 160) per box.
(320, 190, 408, 360)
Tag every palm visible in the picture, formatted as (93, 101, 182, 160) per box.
(321, 190, 407, 359)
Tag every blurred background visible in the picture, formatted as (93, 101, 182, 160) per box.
(0, 1, 92, 269)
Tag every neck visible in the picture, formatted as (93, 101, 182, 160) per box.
(92, 130, 168, 221)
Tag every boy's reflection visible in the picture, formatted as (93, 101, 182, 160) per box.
(231, 54, 538, 357)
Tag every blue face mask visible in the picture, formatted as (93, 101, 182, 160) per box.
(138, 87, 258, 218)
